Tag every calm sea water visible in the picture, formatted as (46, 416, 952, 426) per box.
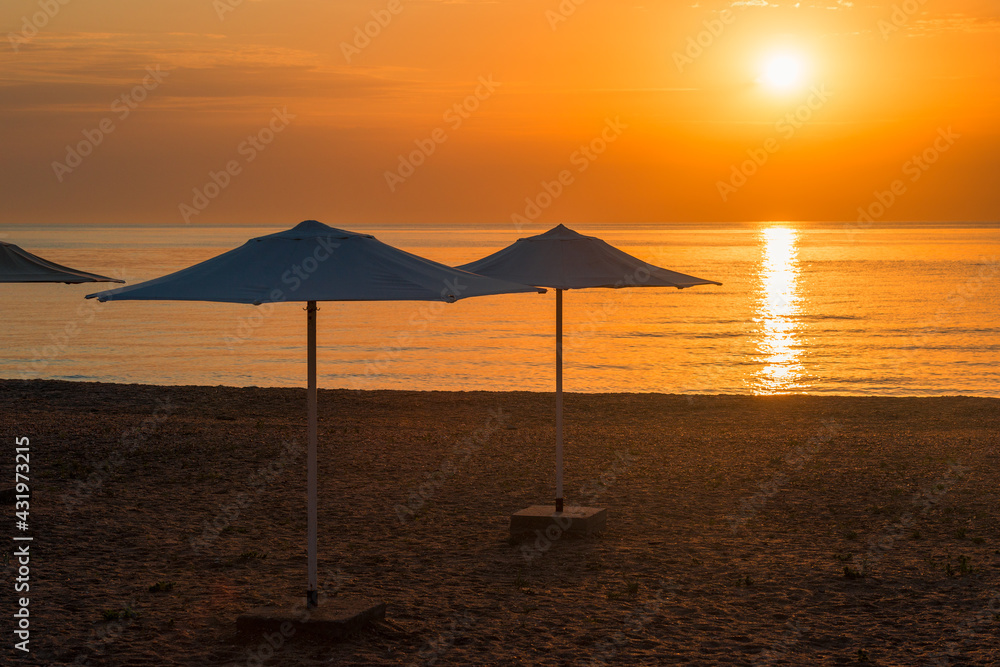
(1, 223, 997, 396)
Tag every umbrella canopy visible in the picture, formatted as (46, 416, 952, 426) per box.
(456, 224, 719, 291)
(457, 224, 720, 511)
(1, 241, 123, 284)
(88, 219, 544, 607)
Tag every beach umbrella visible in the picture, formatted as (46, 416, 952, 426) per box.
(0, 243, 120, 506)
(87, 219, 544, 607)
(1, 241, 123, 283)
(458, 224, 720, 512)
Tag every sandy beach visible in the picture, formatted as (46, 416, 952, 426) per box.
(1, 379, 998, 666)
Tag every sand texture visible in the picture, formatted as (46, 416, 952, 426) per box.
(1, 380, 999, 666)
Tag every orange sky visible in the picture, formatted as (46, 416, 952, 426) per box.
(1, 0, 998, 225)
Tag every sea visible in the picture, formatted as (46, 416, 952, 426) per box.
(1, 222, 997, 396)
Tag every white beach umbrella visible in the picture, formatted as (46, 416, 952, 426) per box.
(87, 219, 544, 607)
(1, 241, 123, 283)
(458, 224, 720, 511)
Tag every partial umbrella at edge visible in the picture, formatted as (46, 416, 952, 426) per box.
(87, 219, 545, 608)
(457, 224, 720, 512)
(1, 241, 124, 284)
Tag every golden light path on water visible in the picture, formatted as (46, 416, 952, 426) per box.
(750, 226, 806, 394)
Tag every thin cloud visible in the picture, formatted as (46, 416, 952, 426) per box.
(0, 32, 433, 117)
(910, 14, 1000, 35)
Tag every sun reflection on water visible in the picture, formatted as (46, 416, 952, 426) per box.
(750, 226, 806, 394)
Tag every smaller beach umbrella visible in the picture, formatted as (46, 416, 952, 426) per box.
(458, 224, 720, 512)
(87, 220, 544, 607)
(0, 241, 120, 506)
(0, 241, 123, 284)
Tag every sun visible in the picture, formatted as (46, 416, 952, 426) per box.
(759, 53, 806, 91)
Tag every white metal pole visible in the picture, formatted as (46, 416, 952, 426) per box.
(555, 288, 564, 512)
(307, 301, 318, 608)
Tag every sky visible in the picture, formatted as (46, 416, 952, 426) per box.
(1, 0, 998, 226)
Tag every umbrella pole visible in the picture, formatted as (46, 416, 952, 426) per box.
(307, 301, 318, 608)
(555, 288, 564, 513)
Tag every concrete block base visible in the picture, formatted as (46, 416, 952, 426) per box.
(236, 598, 386, 640)
(510, 505, 607, 537)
